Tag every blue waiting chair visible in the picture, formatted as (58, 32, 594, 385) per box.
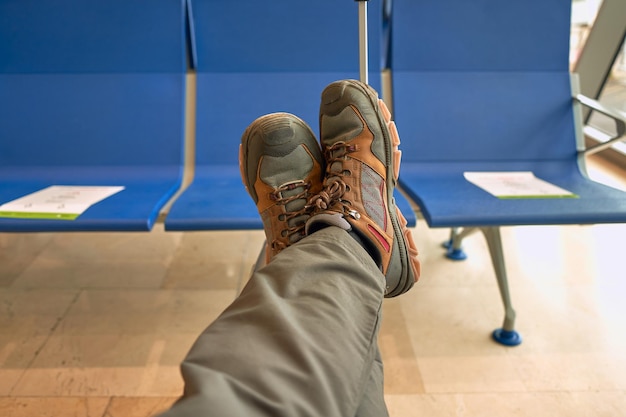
(0, 0, 187, 231)
(164, 0, 415, 231)
(389, 0, 626, 345)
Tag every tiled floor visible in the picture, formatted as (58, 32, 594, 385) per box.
(1, 157, 625, 417)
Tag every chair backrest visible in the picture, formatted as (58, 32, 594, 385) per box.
(390, 0, 578, 166)
(190, 0, 383, 166)
(0, 0, 187, 169)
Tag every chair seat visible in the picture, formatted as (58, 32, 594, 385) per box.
(165, 166, 262, 231)
(0, 166, 181, 231)
(400, 160, 626, 227)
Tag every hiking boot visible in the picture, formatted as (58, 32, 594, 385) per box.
(307, 80, 420, 297)
(240, 113, 324, 262)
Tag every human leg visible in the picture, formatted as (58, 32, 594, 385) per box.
(354, 347, 389, 417)
(158, 225, 386, 417)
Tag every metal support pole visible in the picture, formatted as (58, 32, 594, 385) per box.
(573, 0, 626, 120)
(357, 0, 369, 84)
(480, 226, 522, 346)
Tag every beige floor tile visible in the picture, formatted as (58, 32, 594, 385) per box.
(0, 371, 20, 397)
(501, 285, 626, 355)
(417, 354, 526, 393)
(395, 286, 507, 357)
(0, 289, 78, 395)
(12, 228, 183, 289)
(19, 227, 182, 263)
(406, 208, 626, 342)
(494, 225, 626, 356)
(11, 289, 235, 397)
(56, 289, 233, 336)
(514, 353, 626, 391)
(13, 259, 174, 290)
(584, 223, 626, 286)
(11, 364, 184, 398)
(0, 233, 54, 287)
(472, 391, 626, 416)
(561, 391, 626, 417)
(104, 397, 178, 417)
(386, 391, 626, 417)
(401, 217, 626, 394)
(235, 231, 277, 293)
(0, 397, 110, 417)
(385, 393, 462, 417)
(240, 232, 267, 270)
(162, 230, 264, 290)
(380, 299, 426, 395)
(504, 223, 624, 288)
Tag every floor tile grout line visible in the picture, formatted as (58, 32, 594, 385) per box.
(7, 289, 82, 396)
(99, 395, 114, 417)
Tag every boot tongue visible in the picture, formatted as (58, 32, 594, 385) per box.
(280, 183, 306, 214)
(276, 183, 308, 244)
(326, 144, 348, 181)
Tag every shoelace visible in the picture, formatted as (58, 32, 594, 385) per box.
(270, 181, 312, 251)
(307, 141, 361, 219)
(307, 178, 346, 210)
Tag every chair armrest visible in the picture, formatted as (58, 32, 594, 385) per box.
(574, 94, 626, 156)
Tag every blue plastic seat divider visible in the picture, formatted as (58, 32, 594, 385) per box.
(164, 0, 415, 231)
(0, 0, 187, 232)
(390, 0, 626, 345)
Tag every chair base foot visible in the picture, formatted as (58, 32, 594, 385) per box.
(492, 328, 522, 346)
(445, 246, 468, 261)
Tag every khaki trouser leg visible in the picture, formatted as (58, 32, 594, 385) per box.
(158, 226, 388, 417)
(354, 348, 389, 417)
